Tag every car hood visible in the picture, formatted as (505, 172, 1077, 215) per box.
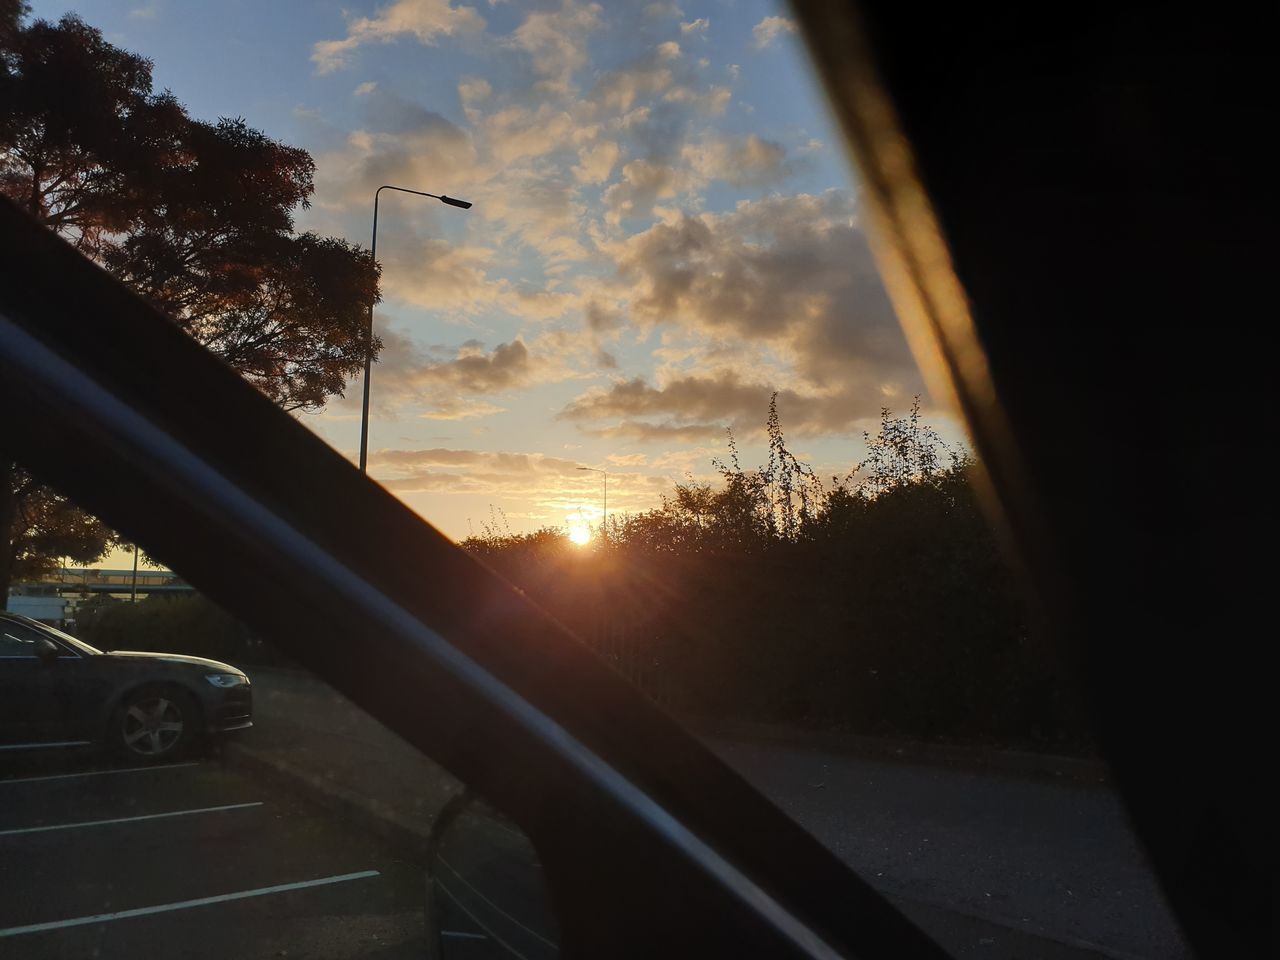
(102, 650, 246, 675)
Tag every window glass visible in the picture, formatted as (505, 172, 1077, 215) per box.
(1, 627, 35, 660)
(0, 622, 44, 656)
(2, 2, 1188, 959)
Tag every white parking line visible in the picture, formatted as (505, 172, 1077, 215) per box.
(439, 857, 558, 949)
(0, 762, 201, 786)
(0, 870, 381, 938)
(0, 801, 262, 836)
(436, 881, 531, 960)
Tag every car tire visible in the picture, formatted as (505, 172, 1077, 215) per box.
(111, 685, 199, 762)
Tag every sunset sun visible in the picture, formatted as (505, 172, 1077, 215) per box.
(568, 525, 592, 546)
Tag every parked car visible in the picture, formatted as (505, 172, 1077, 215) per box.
(0, 613, 251, 760)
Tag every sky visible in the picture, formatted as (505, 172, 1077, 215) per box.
(31, 0, 960, 547)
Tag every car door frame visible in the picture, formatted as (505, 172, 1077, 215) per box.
(0, 619, 92, 748)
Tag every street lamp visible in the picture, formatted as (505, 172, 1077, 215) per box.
(359, 185, 472, 475)
(577, 466, 607, 540)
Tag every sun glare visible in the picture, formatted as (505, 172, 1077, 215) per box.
(569, 525, 592, 546)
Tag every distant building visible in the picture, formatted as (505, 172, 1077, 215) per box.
(6, 594, 71, 625)
(7, 567, 192, 626)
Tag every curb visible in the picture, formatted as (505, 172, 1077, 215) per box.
(682, 714, 1109, 785)
(241, 667, 1107, 784)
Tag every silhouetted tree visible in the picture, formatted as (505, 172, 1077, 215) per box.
(0, 10, 380, 603)
(1, 468, 118, 581)
(457, 401, 1074, 748)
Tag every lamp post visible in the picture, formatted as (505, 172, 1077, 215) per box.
(577, 466, 607, 540)
(359, 185, 472, 475)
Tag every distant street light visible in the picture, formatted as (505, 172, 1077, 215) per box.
(577, 466, 607, 540)
(359, 185, 472, 475)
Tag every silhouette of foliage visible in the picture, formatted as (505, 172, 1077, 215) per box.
(1, 9, 379, 601)
(2, 466, 117, 580)
(459, 400, 1089, 751)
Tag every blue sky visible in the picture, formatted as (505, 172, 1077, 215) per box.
(32, 0, 954, 543)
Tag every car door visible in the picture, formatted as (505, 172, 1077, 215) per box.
(0, 620, 89, 746)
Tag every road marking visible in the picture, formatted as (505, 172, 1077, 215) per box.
(0, 741, 92, 751)
(0, 870, 381, 938)
(439, 857, 558, 950)
(436, 881, 532, 960)
(441, 930, 488, 940)
(0, 762, 201, 785)
(0, 801, 262, 836)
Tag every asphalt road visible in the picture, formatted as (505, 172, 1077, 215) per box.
(0, 750, 428, 959)
(243, 669, 1190, 960)
(710, 740, 1190, 960)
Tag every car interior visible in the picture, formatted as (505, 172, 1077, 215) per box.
(0, 2, 1269, 958)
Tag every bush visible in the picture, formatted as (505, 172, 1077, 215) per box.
(461, 399, 1094, 753)
(74, 593, 285, 667)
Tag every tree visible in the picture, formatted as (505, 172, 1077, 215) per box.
(1, 2, 27, 47)
(1, 468, 118, 582)
(1, 11, 380, 603)
(0, 12, 185, 252)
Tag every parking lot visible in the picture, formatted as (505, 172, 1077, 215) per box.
(0, 750, 429, 959)
(1, 670, 1188, 960)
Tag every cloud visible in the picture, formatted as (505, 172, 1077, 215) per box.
(377, 238, 500, 314)
(584, 300, 622, 332)
(355, 323, 599, 419)
(573, 140, 621, 184)
(307, 0, 761, 311)
(643, 2, 682, 18)
(366, 446, 669, 514)
(681, 134, 787, 187)
(561, 373, 767, 423)
(507, 0, 603, 95)
(369, 446, 583, 493)
(680, 18, 708, 36)
(649, 445, 721, 471)
(752, 15, 796, 50)
(559, 370, 906, 442)
(354, 81, 378, 97)
(584, 419, 728, 443)
(661, 83, 730, 115)
(418, 338, 534, 393)
(592, 59, 676, 114)
(313, 105, 475, 207)
(601, 191, 918, 390)
(480, 103, 577, 164)
(372, 447, 577, 470)
(353, 329, 584, 420)
(457, 76, 491, 103)
(313, 0, 487, 74)
(602, 158, 689, 224)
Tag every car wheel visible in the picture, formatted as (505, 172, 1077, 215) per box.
(113, 687, 196, 761)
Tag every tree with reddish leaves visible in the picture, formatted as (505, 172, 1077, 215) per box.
(1, 9, 380, 603)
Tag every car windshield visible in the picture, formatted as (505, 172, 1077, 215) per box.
(1, 3, 1189, 959)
